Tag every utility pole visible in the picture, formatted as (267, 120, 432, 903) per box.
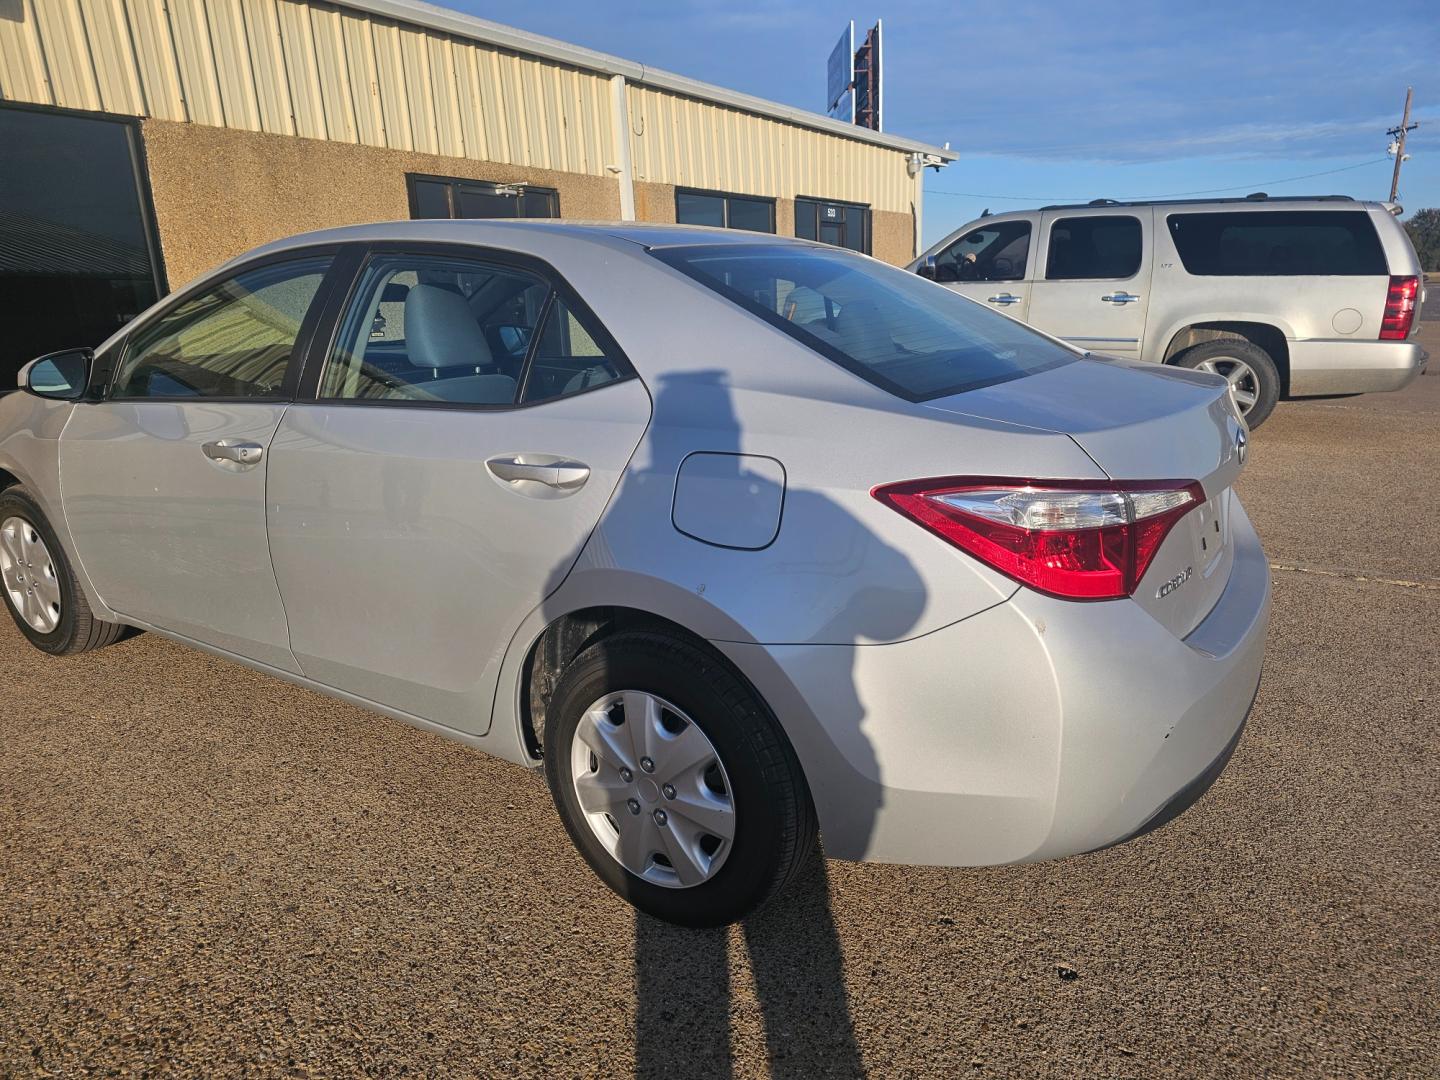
(1388, 86, 1417, 202)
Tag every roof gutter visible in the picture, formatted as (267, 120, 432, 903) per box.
(336, 0, 957, 162)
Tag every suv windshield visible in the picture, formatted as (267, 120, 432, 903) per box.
(650, 243, 1075, 401)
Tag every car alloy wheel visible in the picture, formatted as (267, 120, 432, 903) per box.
(1194, 355, 1259, 416)
(568, 689, 736, 888)
(0, 516, 62, 634)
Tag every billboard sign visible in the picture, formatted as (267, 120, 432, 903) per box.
(853, 20, 882, 132)
(826, 21, 855, 123)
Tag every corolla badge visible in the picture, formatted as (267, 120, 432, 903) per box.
(1156, 566, 1193, 599)
(1235, 426, 1248, 466)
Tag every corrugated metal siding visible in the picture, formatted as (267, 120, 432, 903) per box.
(626, 83, 913, 214)
(0, 0, 618, 176)
(0, 0, 914, 210)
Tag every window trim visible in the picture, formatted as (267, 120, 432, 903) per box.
(102, 244, 350, 405)
(794, 195, 873, 256)
(674, 187, 777, 233)
(1042, 213, 1144, 282)
(297, 240, 637, 413)
(405, 172, 561, 220)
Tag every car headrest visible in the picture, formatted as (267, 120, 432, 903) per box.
(405, 284, 492, 370)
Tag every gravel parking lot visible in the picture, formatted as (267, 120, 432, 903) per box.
(2, 329, 1436, 1079)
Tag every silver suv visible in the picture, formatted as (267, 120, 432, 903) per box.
(912, 195, 1427, 427)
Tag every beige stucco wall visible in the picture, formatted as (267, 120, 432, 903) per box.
(141, 120, 622, 288)
(142, 120, 916, 287)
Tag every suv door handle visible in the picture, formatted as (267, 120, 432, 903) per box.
(202, 440, 264, 466)
(486, 456, 590, 491)
(987, 293, 1022, 305)
(1101, 292, 1141, 304)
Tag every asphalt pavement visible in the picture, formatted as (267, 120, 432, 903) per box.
(1, 329, 1436, 1078)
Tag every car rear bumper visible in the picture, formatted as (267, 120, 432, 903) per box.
(1287, 337, 1426, 396)
(717, 498, 1270, 866)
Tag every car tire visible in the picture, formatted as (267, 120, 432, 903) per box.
(544, 630, 816, 927)
(0, 485, 129, 655)
(1171, 339, 1281, 429)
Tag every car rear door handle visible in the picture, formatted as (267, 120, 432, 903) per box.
(987, 293, 1022, 305)
(202, 440, 264, 466)
(486, 456, 590, 491)
(1101, 291, 1141, 304)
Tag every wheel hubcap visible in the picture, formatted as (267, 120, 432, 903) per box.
(569, 690, 736, 889)
(0, 516, 61, 634)
(1196, 356, 1260, 415)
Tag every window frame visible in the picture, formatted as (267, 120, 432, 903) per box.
(102, 244, 350, 405)
(405, 173, 561, 220)
(794, 195, 873, 255)
(674, 187, 777, 234)
(1042, 214, 1144, 282)
(296, 240, 636, 413)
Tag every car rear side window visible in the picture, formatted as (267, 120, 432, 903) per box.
(1045, 216, 1143, 280)
(112, 256, 331, 399)
(651, 243, 1075, 402)
(1166, 210, 1387, 276)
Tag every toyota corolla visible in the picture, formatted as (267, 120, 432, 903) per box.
(0, 221, 1268, 926)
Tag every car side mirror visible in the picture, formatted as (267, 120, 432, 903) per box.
(19, 348, 93, 400)
(916, 255, 938, 281)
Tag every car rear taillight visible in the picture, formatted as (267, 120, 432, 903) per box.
(873, 477, 1206, 601)
(1380, 275, 1419, 340)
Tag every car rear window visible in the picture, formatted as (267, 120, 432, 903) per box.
(649, 243, 1075, 401)
(1166, 210, 1387, 276)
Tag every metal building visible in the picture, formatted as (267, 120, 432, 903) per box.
(0, 0, 954, 378)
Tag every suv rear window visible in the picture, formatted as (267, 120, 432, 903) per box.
(650, 243, 1075, 401)
(1166, 210, 1386, 276)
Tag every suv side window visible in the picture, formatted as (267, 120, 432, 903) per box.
(112, 256, 332, 399)
(1165, 210, 1387, 276)
(935, 220, 1031, 283)
(1045, 216, 1142, 280)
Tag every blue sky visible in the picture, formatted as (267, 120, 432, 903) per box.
(454, 0, 1439, 247)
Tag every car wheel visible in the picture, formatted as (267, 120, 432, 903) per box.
(0, 486, 129, 655)
(1171, 340, 1281, 429)
(544, 630, 816, 927)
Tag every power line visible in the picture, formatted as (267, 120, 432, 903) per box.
(926, 157, 1390, 203)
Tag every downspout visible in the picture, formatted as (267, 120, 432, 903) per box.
(610, 74, 637, 221)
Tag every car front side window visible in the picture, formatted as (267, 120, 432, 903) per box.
(111, 256, 332, 400)
(936, 221, 1032, 283)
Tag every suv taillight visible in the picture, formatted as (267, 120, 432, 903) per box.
(873, 477, 1205, 601)
(1380, 275, 1419, 340)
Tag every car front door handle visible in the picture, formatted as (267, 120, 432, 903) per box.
(1101, 291, 1141, 304)
(987, 293, 1022, 305)
(486, 456, 590, 491)
(202, 440, 265, 466)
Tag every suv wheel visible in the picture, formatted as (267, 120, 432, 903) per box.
(544, 630, 816, 927)
(1171, 340, 1280, 428)
(0, 485, 129, 655)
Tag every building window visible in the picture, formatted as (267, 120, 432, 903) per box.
(0, 104, 164, 384)
(407, 174, 560, 220)
(795, 197, 871, 254)
(674, 189, 776, 233)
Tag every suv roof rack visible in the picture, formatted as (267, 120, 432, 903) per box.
(1037, 194, 1356, 211)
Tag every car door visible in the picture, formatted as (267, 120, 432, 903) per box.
(265, 245, 651, 737)
(930, 216, 1036, 320)
(58, 251, 341, 672)
(1025, 209, 1154, 356)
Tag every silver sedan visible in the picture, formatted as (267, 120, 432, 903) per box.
(0, 221, 1269, 926)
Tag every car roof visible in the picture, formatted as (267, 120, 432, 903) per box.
(246, 218, 790, 260)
